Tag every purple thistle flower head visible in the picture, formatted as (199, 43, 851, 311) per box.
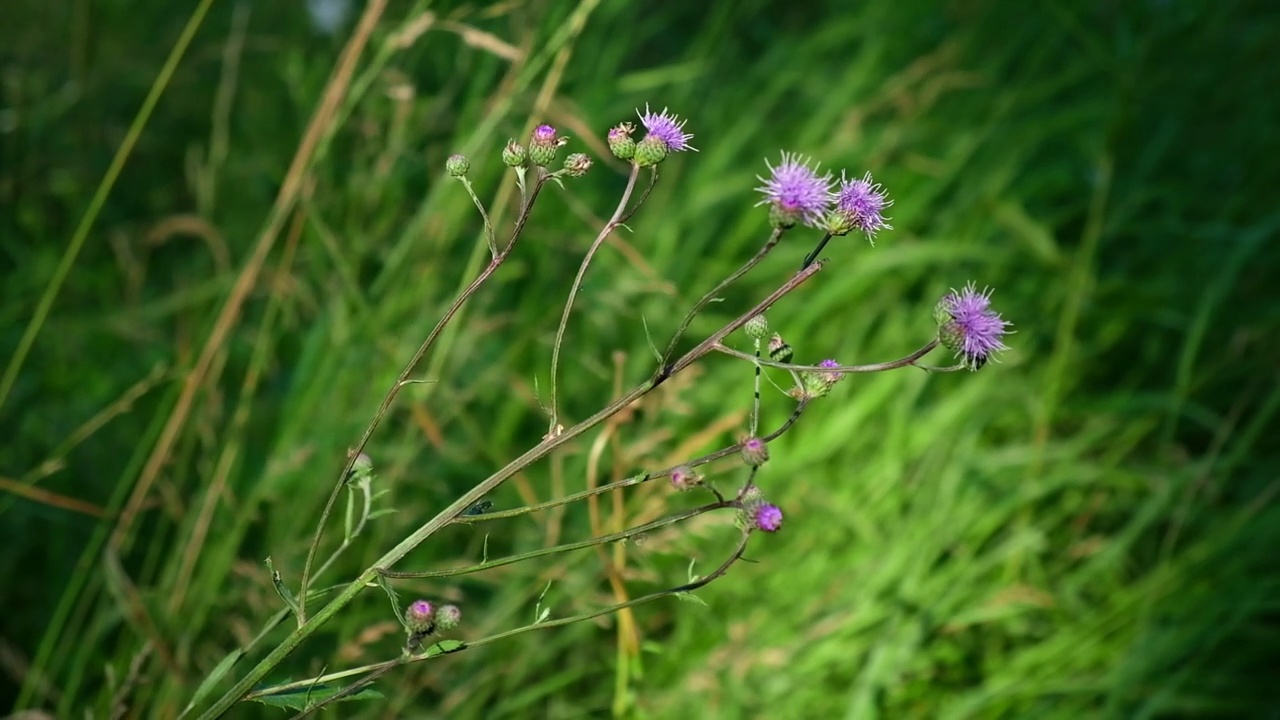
(755, 152, 834, 228)
(404, 599, 437, 634)
(741, 436, 770, 467)
(637, 105, 695, 152)
(817, 358, 843, 386)
(752, 503, 784, 533)
(531, 124, 558, 143)
(669, 464, 702, 491)
(828, 171, 892, 240)
(936, 283, 1012, 370)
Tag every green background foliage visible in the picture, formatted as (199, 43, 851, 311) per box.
(3, 0, 1278, 717)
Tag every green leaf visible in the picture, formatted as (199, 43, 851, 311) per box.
(179, 648, 244, 718)
(427, 639, 466, 656)
(249, 685, 385, 710)
(265, 557, 301, 622)
(375, 573, 403, 628)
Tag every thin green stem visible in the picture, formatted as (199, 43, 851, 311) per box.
(713, 339, 940, 374)
(658, 227, 787, 370)
(297, 174, 548, 620)
(459, 177, 497, 258)
(547, 164, 644, 433)
(381, 502, 732, 579)
(255, 532, 752, 712)
(749, 338, 763, 436)
(0, 0, 216, 413)
(196, 262, 821, 719)
(800, 232, 834, 269)
(457, 400, 808, 525)
(288, 661, 403, 719)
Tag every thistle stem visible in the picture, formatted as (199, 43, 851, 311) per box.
(548, 164, 644, 434)
(713, 339, 940, 374)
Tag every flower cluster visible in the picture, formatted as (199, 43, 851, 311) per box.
(404, 599, 462, 641)
(606, 105, 695, 167)
(753, 153, 891, 240)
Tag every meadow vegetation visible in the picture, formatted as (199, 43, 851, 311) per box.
(2, 0, 1278, 717)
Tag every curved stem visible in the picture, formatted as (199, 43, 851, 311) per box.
(289, 661, 403, 719)
(258, 532, 753, 713)
(911, 362, 969, 373)
(617, 168, 659, 226)
(196, 261, 821, 719)
(547, 164, 644, 434)
(298, 174, 548, 619)
(459, 177, 497, 258)
(658, 227, 786, 369)
(713, 339, 939, 374)
(749, 338, 762, 436)
(381, 502, 732, 579)
(457, 400, 808, 525)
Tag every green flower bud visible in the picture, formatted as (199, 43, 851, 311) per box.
(633, 135, 668, 167)
(445, 153, 470, 178)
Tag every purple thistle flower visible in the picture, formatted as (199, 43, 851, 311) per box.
(752, 503, 784, 533)
(829, 171, 893, 239)
(637, 105, 695, 152)
(404, 599, 437, 634)
(755, 152, 834, 228)
(669, 465, 702, 491)
(531, 124, 557, 143)
(817, 358, 843, 386)
(936, 283, 1012, 370)
(741, 436, 769, 467)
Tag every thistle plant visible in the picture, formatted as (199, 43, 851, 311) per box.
(191, 106, 1011, 717)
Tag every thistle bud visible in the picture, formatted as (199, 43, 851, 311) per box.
(404, 600, 437, 635)
(744, 315, 769, 341)
(502, 140, 527, 168)
(633, 134, 668, 168)
(767, 334, 793, 364)
(435, 604, 462, 631)
(563, 152, 592, 177)
(445, 153, 470, 178)
(528, 124, 566, 166)
(607, 123, 636, 160)
(740, 436, 769, 467)
(669, 465, 702, 492)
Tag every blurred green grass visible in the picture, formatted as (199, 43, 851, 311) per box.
(3, 0, 1278, 717)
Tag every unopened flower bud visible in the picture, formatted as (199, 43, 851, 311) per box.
(669, 465, 702, 491)
(741, 436, 769, 467)
(744, 315, 769, 341)
(352, 452, 373, 475)
(767, 334, 793, 364)
(563, 152, 592, 177)
(445, 153, 470, 178)
(633, 134, 668, 167)
(435, 604, 462, 631)
(607, 123, 636, 160)
(503, 140, 527, 168)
